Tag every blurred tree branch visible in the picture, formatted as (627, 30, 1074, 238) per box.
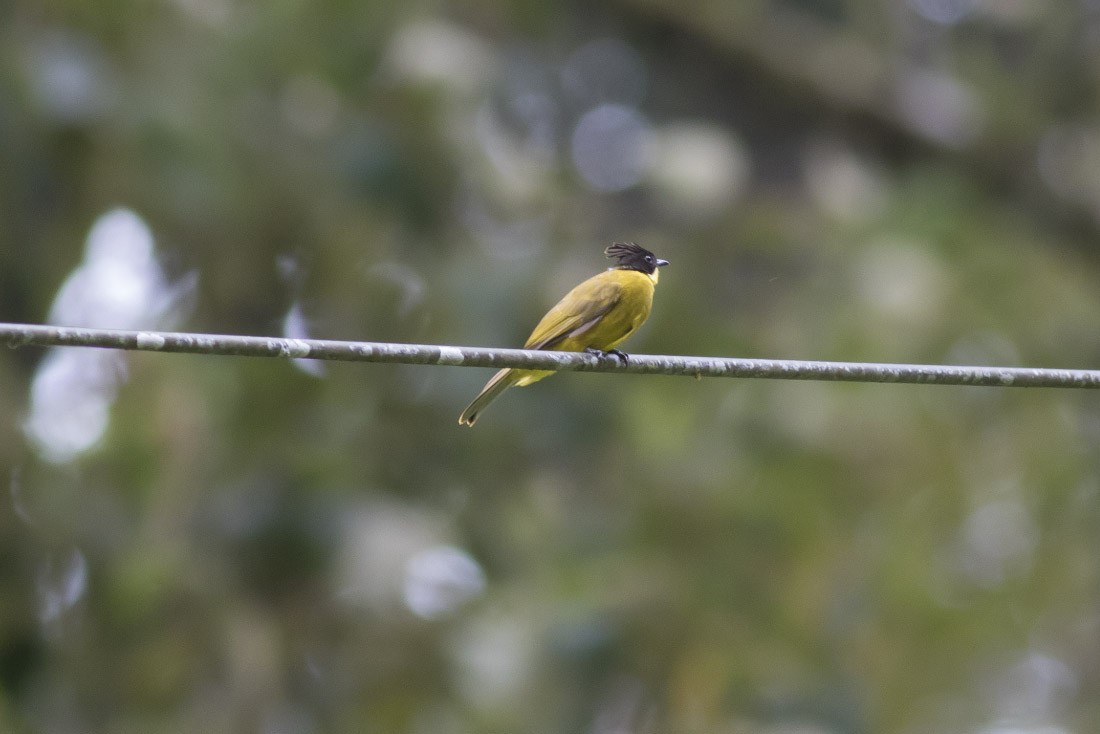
(620, 0, 1100, 249)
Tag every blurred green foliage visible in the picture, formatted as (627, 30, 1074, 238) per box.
(3, 1, 1100, 732)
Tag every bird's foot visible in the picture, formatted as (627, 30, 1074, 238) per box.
(585, 347, 629, 365)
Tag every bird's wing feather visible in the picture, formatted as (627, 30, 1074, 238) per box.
(524, 275, 622, 350)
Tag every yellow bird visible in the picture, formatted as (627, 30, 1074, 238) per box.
(458, 242, 669, 426)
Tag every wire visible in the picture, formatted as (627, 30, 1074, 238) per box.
(2, 322, 1098, 389)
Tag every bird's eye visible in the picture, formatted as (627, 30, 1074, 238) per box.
(645, 255, 653, 263)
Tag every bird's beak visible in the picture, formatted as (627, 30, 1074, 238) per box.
(656, 258, 670, 267)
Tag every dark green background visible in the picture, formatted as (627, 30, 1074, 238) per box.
(2, 1, 1100, 732)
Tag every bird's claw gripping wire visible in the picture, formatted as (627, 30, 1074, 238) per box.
(585, 347, 629, 365)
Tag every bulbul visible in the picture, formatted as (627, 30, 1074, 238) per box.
(458, 242, 669, 426)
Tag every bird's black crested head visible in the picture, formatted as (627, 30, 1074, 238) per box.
(604, 242, 669, 274)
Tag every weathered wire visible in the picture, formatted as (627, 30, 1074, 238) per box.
(3, 322, 1100, 389)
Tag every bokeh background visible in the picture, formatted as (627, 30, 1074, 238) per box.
(3, 1, 1100, 732)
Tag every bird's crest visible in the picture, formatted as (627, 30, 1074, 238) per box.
(604, 242, 664, 274)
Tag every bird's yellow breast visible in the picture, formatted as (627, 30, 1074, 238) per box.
(535, 268, 656, 351)
(571, 269, 654, 350)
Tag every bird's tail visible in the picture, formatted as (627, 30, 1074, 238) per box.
(458, 368, 515, 426)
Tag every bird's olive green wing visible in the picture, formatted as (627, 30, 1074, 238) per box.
(523, 274, 622, 350)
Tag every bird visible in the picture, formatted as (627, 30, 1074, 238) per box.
(458, 242, 669, 426)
